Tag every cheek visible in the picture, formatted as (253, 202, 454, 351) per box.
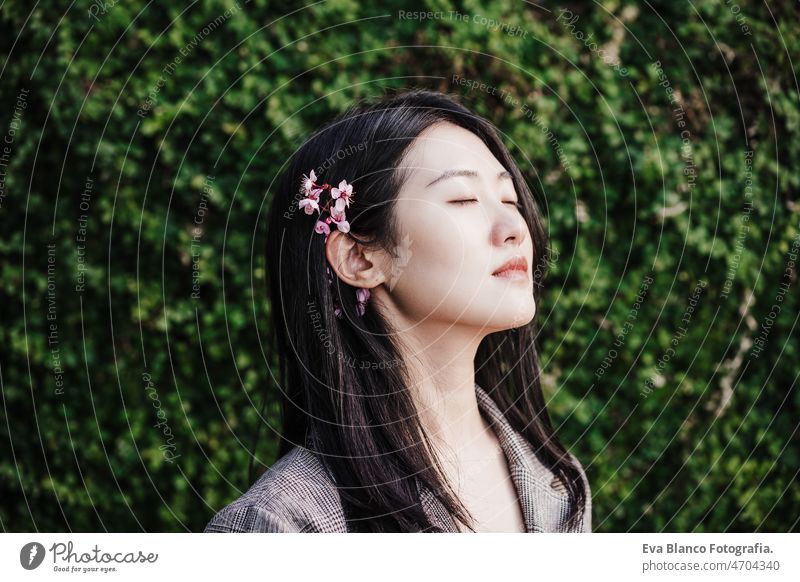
(389, 205, 482, 308)
(398, 231, 467, 290)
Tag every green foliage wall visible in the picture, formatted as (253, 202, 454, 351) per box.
(1, 0, 797, 532)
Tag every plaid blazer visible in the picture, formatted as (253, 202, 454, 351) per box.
(205, 384, 592, 533)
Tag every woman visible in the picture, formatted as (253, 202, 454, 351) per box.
(205, 88, 592, 533)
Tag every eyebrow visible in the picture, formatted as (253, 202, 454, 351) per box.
(425, 169, 512, 188)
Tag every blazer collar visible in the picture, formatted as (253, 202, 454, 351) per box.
(418, 383, 570, 532)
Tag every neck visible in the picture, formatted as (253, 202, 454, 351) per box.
(396, 322, 492, 458)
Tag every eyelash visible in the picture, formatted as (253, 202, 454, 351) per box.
(450, 199, 520, 207)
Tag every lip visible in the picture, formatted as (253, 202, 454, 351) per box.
(492, 255, 529, 278)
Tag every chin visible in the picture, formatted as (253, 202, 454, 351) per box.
(503, 308, 536, 329)
(478, 300, 537, 331)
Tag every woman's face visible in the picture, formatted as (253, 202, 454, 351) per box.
(379, 121, 536, 333)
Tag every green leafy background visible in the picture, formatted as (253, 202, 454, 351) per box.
(1, 0, 797, 532)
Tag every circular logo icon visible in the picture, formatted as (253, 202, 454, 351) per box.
(20, 542, 46, 570)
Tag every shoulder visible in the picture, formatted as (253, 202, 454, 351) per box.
(204, 446, 347, 533)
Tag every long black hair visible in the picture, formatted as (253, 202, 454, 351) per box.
(261, 88, 586, 532)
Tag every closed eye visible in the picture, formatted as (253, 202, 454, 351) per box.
(449, 199, 520, 206)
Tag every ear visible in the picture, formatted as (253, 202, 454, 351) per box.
(325, 230, 387, 289)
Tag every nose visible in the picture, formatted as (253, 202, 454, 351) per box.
(491, 203, 527, 248)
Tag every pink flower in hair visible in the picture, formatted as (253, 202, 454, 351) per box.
(314, 220, 330, 236)
(331, 180, 354, 208)
(299, 197, 320, 214)
(355, 288, 370, 316)
(329, 202, 346, 223)
(299, 169, 370, 318)
(302, 170, 317, 194)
